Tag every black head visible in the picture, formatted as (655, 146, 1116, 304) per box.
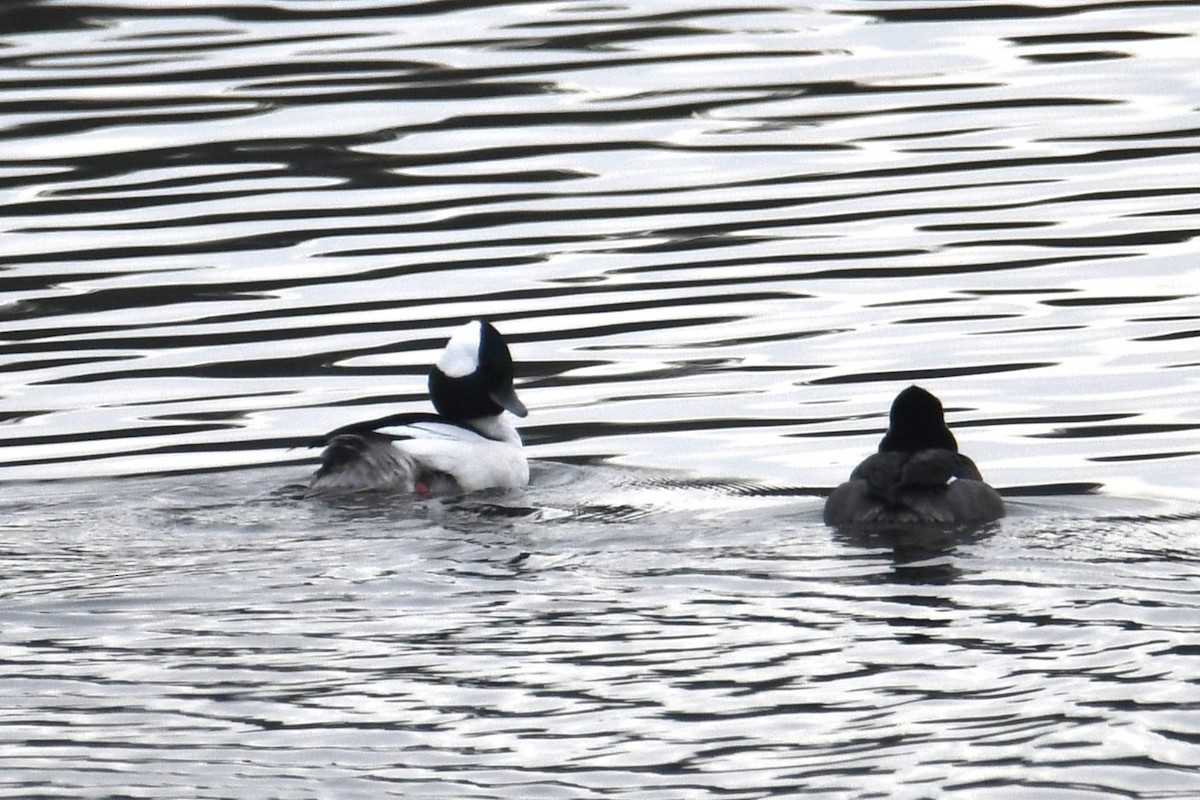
(428, 320, 528, 421)
(878, 385, 958, 453)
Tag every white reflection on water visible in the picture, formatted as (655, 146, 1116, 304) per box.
(2, 470, 1199, 797)
(1, 1, 1200, 796)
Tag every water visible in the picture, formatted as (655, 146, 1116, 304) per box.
(2, 0, 1200, 797)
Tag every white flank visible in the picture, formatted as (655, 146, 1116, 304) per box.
(377, 416, 527, 492)
(399, 437, 528, 492)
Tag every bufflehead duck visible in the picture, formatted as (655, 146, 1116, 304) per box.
(824, 385, 1004, 526)
(308, 320, 529, 496)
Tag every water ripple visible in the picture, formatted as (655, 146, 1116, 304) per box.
(2, 2, 1200, 794)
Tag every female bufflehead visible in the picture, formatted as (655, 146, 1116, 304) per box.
(824, 385, 1004, 526)
(308, 320, 529, 496)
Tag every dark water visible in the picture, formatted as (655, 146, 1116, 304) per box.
(2, 1, 1199, 797)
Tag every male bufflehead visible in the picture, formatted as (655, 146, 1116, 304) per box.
(307, 320, 529, 496)
(824, 385, 1004, 526)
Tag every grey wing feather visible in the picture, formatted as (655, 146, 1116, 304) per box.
(307, 433, 417, 495)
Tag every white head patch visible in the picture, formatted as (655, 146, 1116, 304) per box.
(436, 320, 482, 378)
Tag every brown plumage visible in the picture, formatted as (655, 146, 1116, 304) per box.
(824, 386, 1004, 526)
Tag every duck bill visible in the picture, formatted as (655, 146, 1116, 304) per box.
(489, 384, 528, 418)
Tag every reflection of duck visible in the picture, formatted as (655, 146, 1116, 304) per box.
(308, 320, 528, 496)
(824, 385, 1004, 526)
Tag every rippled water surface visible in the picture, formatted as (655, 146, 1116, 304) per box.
(2, 0, 1199, 796)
